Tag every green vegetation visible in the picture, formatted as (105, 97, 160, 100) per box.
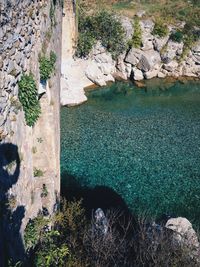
(14, 199, 199, 266)
(50, 0, 56, 27)
(34, 231, 69, 267)
(18, 74, 41, 127)
(24, 215, 49, 250)
(6, 195, 17, 210)
(39, 51, 57, 81)
(76, 10, 126, 59)
(170, 30, 184, 43)
(129, 17, 142, 48)
(41, 184, 48, 198)
(33, 167, 44, 177)
(152, 19, 169, 38)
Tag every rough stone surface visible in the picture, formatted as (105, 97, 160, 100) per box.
(138, 50, 161, 72)
(0, 0, 62, 262)
(166, 217, 200, 261)
(132, 68, 144, 81)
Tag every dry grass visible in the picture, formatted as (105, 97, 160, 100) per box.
(79, 0, 200, 25)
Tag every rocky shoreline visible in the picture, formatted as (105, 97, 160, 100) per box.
(61, 18, 200, 106)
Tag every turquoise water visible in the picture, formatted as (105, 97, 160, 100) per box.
(61, 79, 200, 223)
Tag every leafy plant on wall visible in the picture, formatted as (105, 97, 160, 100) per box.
(39, 51, 57, 81)
(18, 74, 41, 127)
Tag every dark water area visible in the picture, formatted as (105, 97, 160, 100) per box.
(61, 79, 200, 224)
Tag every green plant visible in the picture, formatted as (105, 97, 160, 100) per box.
(6, 194, 17, 210)
(76, 10, 126, 59)
(6, 160, 16, 172)
(31, 190, 35, 205)
(130, 18, 142, 48)
(39, 51, 57, 81)
(50, 0, 56, 27)
(152, 19, 169, 38)
(32, 146, 37, 154)
(170, 30, 184, 43)
(41, 184, 48, 198)
(34, 230, 70, 267)
(76, 32, 96, 58)
(37, 137, 43, 143)
(8, 260, 22, 267)
(18, 74, 41, 127)
(24, 215, 49, 250)
(33, 167, 44, 177)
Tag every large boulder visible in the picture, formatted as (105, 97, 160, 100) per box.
(125, 48, 143, 65)
(163, 60, 179, 72)
(137, 50, 161, 72)
(126, 49, 161, 72)
(144, 68, 160, 79)
(60, 77, 87, 107)
(94, 208, 108, 235)
(115, 53, 128, 80)
(153, 36, 169, 52)
(132, 68, 144, 81)
(161, 40, 184, 63)
(85, 61, 107, 86)
(166, 217, 200, 260)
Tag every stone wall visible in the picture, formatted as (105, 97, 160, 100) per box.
(0, 0, 62, 261)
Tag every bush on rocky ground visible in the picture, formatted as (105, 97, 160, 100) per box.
(76, 10, 126, 59)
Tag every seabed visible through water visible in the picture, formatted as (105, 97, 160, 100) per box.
(61, 79, 200, 224)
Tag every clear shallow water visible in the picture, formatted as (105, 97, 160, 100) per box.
(61, 79, 200, 223)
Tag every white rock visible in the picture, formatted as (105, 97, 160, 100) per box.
(144, 68, 159, 79)
(120, 16, 134, 41)
(163, 60, 179, 72)
(85, 61, 107, 86)
(98, 63, 115, 76)
(137, 50, 161, 72)
(38, 81, 46, 95)
(132, 68, 144, 81)
(60, 77, 87, 106)
(125, 48, 142, 65)
(166, 217, 200, 256)
(158, 71, 167, 78)
(104, 74, 115, 83)
(153, 36, 169, 52)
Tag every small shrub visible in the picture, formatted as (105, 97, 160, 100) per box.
(33, 167, 44, 177)
(24, 215, 48, 250)
(6, 194, 17, 210)
(130, 18, 142, 48)
(18, 74, 41, 127)
(32, 146, 37, 154)
(34, 230, 70, 267)
(41, 184, 48, 198)
(170, 30, 184, 43)
(37, 137, 43, 143)
(152, 19, 169, 38)
(39, 51, 57, 81)
(76, 32, 96, 58)
(31, 190, 35, 205)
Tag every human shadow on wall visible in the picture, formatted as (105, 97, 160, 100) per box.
(0, 143, 25, 266)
